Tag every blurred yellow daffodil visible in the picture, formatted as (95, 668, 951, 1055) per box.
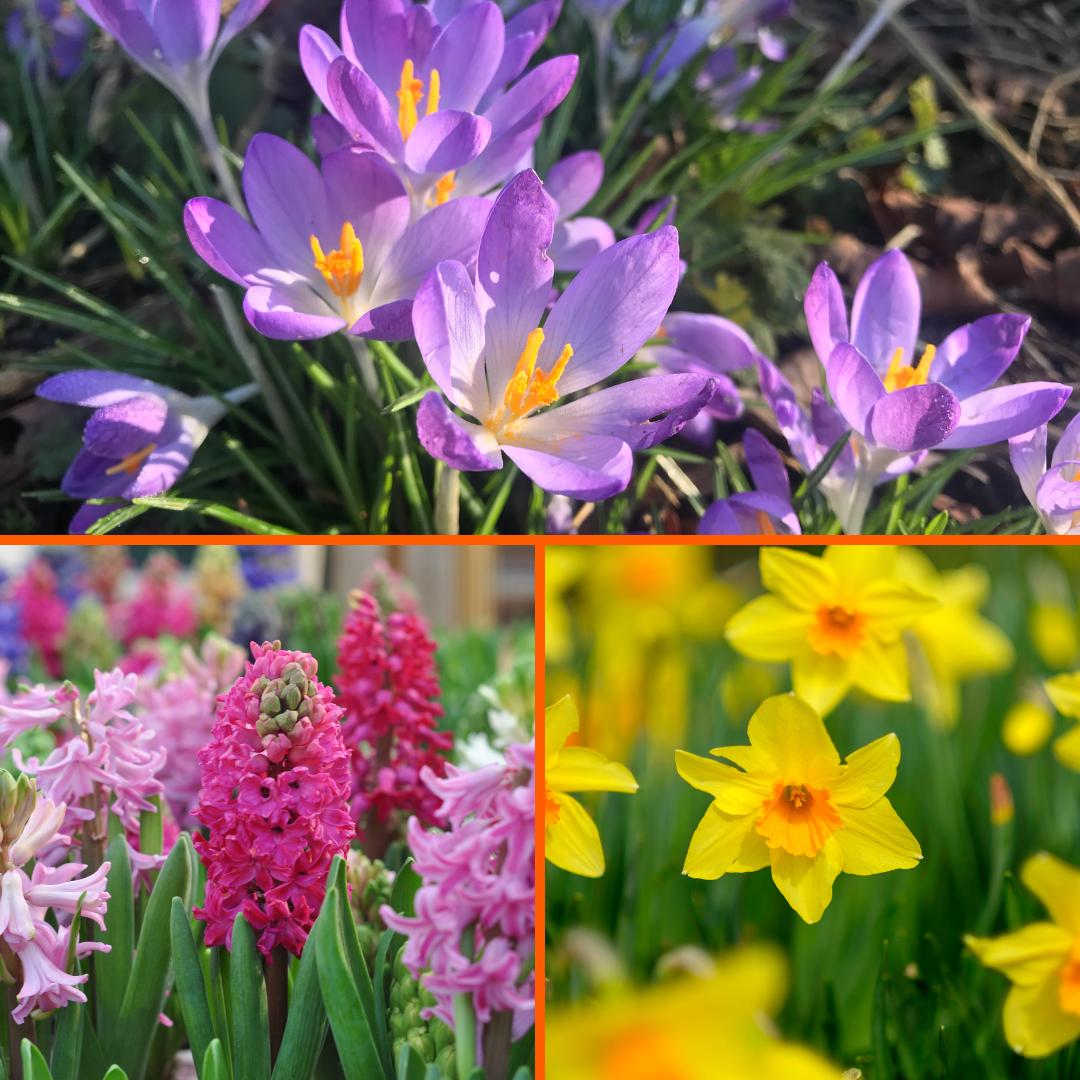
(896, 548, 1014, 728)
(545, 944, 839, 1080)
(725, 547, 939, 716)
(1002, 700, 1055, 756)
(965, 853, 1080, 1058)
(546, 696, 638, 877)
(676, 694, 922, 924)
(1042, 673, 1080, 771)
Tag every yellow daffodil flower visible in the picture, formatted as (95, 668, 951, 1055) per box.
(1029, 603, 1080, 670)
(724, 546, 939, 716)
(965, 853, 1080, 1058)
(545, 945, 840, 1080)
(896, 548, 1014, 728)
(1042, 673, 1080, 771)
(546, 696, 638, 877)
(1002, 700, 1055, 756)
(676, 694, 922, 924)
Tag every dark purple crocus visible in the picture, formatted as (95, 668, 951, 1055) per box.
(184, 135, 491, 341)
(412, 169, 715, 499)
(697, 428, 800, 534)
(809, 248, 1070, 532)
(1010, 412, 1080, 535)
(299, 0, 572, 220)
(6, 0, 88, 79)
(36, 371, 257, 534)
(545, 152, 614, 271)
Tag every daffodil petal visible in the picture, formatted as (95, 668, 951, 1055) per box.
(545, 792, 605, 877)
(746, 694, 839, 780)
(857, 579, 940, 639)
(759, 547, 837, 611)
(548, 747, 638, 793)
(835, 797, 921, 874)
(832, 733, 900, 808)
(791, 647, 854, 717)
(823, 545, 896, 598)
(1053, 724, 1080, 771)
(545, 695, 580, 764)
(724, 595, 812, 661)
(1021, 852, 1080, 936)
(682, 804, 767, 879)
(1046, 672, 1080, 719)
(915, 609, 1015, 681)
(964, 924, 1073, 986)
(1003, 975, 1080, 1058)
(675, 750, 769, 814)
(769, 835, 843, 924)
(850, 636, 911, 702)
(708, 744, 776, 780)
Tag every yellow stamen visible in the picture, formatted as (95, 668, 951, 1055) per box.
(500, 327, 574, 423)
(883, 343, 937, 393)
(429, 171, 456, 207)
(310, 222, 365, 302)
(397, 59, 424, 139)
(425, 68, 441, 116)
(755, 509, 776, 535)
(105, 443, 157, 475)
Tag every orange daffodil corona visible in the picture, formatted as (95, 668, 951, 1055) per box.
(725, 546, 940, 717)
(676, 694, 922, 924)
(545, 697, 638, 877)
(965, 854, 1080, 1057)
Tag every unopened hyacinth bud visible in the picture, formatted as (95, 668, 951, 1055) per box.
(388, 950, 453, 1072)
(345, 850, 394, 964)
(193, 641, 354, 956)
(0, 771, 19, 828)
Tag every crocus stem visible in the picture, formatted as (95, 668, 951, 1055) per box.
(837, 440, 900, 534)
(588, 11, 616, 136)
(435, 466, 460, 535)
(480, 1010, 513, 1080)
(189, 98, 247, 219)
(349, 337, 382, 403)
(266, 945, 289, 1067)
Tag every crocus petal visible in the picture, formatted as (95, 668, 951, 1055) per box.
(825, 343, 885, 437)
(480, 54, 579, 142)
(475, 170, 554, 402)
(341, 0, 411, 108)
(243, 286, 346, 340)
(325, 57, 406, 163)
(547, 217, 616, 272)
(540, 228, 681, 396)
(661, 312, 762, 374)
(403, 111, 491, 175)
(123, 434, 196, 498)
(416, 392, 501, 471)
(150, 0, 216, 65)
(936, 382, 1070, 450)
(930, 313, 1031, 399)
(413, 260, 488, 413)
(491, 0, 560, 89)
(849, 248, 921, 374)
(697, 499, 744, 534)
(311, 114, 354, 157)
(1033, 461, 1080, 534)
(1052, 410, 1080, 467)
(452, 122, 540, 197)
(501, 438, 633, 500)
(421, 2, 504, 112)
(804, 261, 848, 365)
(757, 356, 816, 472)
(545, 151, 604, 220)
(719, 491, 800, 535)
(70, 502, 123, 535)
(74, 0, 159, 65)
(37, 371, 167, 408)
(184, 197, 278, 288)
(216, 0, 272, 54)
(1009, 424, 1047, 510)
(866, 383, 960, 452)
(83, 394, 172, 459)
(348, 299, 415, 341)
(743, 428, 790, 500)
(61, 449, 141, 500)
(298, 24, 344, 113)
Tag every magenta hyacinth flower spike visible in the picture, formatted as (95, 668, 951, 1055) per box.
(697, 427, 800, 535)
(185, 136, 491, 341)
(300, 0, 574, 219)
(808, 248, 1070, 532)
(1010, 411, 1080, 534)
(544, 152, 615, 271)
(413, 169, 716, 500)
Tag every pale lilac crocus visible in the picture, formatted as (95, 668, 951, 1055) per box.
(72, 0, 271, 213)
(36, 371, 257, 535)
(300, 0, 573, 220)
(185, 136, 491, 343)
(413, 169, 715, 499)
(697, 427, 800, 534)
(544, 151, 615, 271)
(809, 248, 1071, 533)
(1010, 411, 1080, 534)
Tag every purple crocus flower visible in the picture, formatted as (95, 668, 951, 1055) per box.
(299, 0, 573, 220)
(544, 151, 615, 271)
(697, 428, 800, 534)
(36, 371, 257, 534)
(184, 135, 491, 341)
(412, 169, 715, 499)
(1010, 412, 1080, 534)
(6, 0, 88, 79)
(809, 248, 1071, 533)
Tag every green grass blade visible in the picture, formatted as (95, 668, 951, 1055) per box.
(230, 915, 271, 1080)
(221, 435, 312, 533)
(270, 930, 328, 1080)
(171, 897, 216, 1080)
(96, 833, 134, 1047)
(475, 467, 517, 535)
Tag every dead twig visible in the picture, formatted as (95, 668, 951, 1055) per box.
(1029, 66, 1080, 158)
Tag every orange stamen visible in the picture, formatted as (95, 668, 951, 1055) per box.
(755, 780, 843, 858)
(807, 604, 867, 660)
(755, 509, 776, 535)
(428, 171, 456, 208)
(500, 327, 574, 423)
(105, 443, 156, 475)
(1060, 942, 1080, 1018)
(544, 785, 561, 826)
(883, 343, 936, 393)
(310, 222, 364, 303)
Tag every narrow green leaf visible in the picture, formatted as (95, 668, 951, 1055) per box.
(221, 436, 312, 533)
(109, 837, 192, 1080)
(78, 1011, 108, 1080)
(871, 940, 892, 1080)
(395, 1044, 425, 1080)
(270, 925, 328, 1080)
(924, 509, 949, 534)
(96, 834, 134, 1047)
(422, 1068, 440, 1080)
(171, 897, 216, 1080)
(83, 502, 151, 535)
(372, 929, 398, 1074)
(125, 109, 189, 194)
(475, 467, 517, 535)
(388, 860, 422, 918)
(791, 429, 850, 510)
(230, 915, 271, 1080)
(140, 794, 163, 875)
(21, 1040, 51, 1080)
(381, 386, 429, 415)
(101, 496, 298, 535)
(464, 1070, 485, 1080)
(102, 1068, 129, 1080)
(203, 1040, 229, 1080)
(210, 947, 235, 1080)
(511, 1070, 532, 1080)
(50, 957, 82, 1080)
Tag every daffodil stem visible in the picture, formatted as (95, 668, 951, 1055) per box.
(435, 466, 460, 535)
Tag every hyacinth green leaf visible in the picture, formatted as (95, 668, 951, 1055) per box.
(314, 881, 387, 1080)
(388, 859, 422, 918)
(96, 832, 134, 1047)
(464, 1070, 485, 1080)
(50, 957, 83, 1080)
(101, 1068, 130, 1080)
(140, 795, 163, 861)
(395, 1043, 425, 1080)
(230, 914, 271, 1080)
(203, 1040, 229, 1080)
(171, 897, 216, 1080)
(269, 922, 328, 1080)
(109, 836, 191, 1080)
(209, 946, 235, 1080)
(422, 1069, 440, 1080)
(21, 1040, 51, 1080)
(373, 927, 398, 1074)
(79, 1011, 108, 1080)
(510, 1069, 531, 1080)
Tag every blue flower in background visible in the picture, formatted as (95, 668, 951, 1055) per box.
(5, 0, 89, 79)
(0, 573, 27, 674)
(40, 548, 86, 607)
(238, 546, 298, 591)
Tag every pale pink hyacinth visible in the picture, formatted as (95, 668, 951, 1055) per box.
(381, 740, 535, 1052)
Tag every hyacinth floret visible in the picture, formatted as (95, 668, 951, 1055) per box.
(194, 641, 354, 957)
(336, 590, 452, 843)
(381, 740, 535, 1050)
